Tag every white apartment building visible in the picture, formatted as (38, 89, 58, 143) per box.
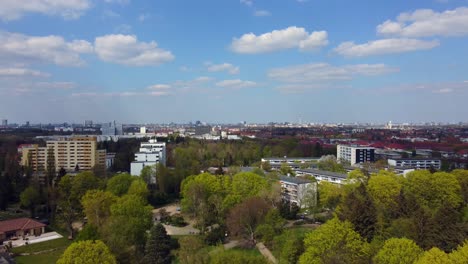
(337, 145, 375, 166)
(295, 169, 348, 185)
(279, 176, 317, 208)
(388, 158, 441, 170)
(130, 140, 166, 180)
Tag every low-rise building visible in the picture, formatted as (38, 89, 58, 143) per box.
(0, 218, 46, 242)
(279, 176, 317, 208)
(295, 169, 348, 185)
(388, 158, 441, 170)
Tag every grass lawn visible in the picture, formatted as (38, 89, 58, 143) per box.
(12, 237, 71, 264)
(14, 249, 64, 264)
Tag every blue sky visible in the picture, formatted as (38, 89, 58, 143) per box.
(1, 0, 468, 124)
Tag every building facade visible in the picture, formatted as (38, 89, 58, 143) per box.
(387, 158, 441, 170)
(295, 169, 348, 185)
(101, 121, 123, 136)
(130, 140, 166, 180)
(21, 136, 106, 173)
(279, 176, 317, 208)
(337, 145, 375, 165)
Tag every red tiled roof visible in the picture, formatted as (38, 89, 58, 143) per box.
(0, 218, 46, 234)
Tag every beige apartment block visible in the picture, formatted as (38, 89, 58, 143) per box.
(21, 136, 106, 173)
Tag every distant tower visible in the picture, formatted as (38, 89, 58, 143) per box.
(387, 121, 393, 129)
(1, 119, 7, 126)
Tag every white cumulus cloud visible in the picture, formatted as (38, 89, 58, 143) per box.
(268, 63, 398, 83)
(0, 0, 91, 21)
(377, 7, 468, 37)
(334, 38, 439, 57)
(0, 31, 92, 66)
(216, 79, 257, 88)
(0, 67, 50, 77)
(206, 62, 240, 74)
(94, 34, 174, 66)
(231, 26, 329, 54)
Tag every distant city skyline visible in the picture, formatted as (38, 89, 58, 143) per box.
(1, 0, 468, 122)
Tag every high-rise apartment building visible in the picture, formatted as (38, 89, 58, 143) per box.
(21, 136, 106, 173)
(337, 144, 375, 165)
(130, 140, 166, 181)
(1, 119, 7, 126)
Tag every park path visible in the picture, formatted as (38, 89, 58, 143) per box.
(256, 242, 278, 264)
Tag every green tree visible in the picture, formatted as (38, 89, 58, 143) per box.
(318, 181, 344, 210)
(224, 172, 269, 209)
(76, 224, 100, 241)
(57, 240, 116, 264)
(81, 190, 117, 228)
(106, 173, 134, 196)
(181, 173, 225, 230)
(57, 172, 101, 238)
(127, 179, 149, 201)
(449, 241, 468, 264)
(227, 197, 271, 245)
(20, 186, 40, 217)
(338, 184, 377, 242)
(415, 247, 450, 264)
(373, 238, 423, 264)
(177, 236, 210, 264)
(299, 218, 371, 264)
(141, 165, 157, 186)
(142, 223, 173, 264)
(404, 171, 462, 213)
(103, 194, 153, 263)
(367, 172, 402, 212)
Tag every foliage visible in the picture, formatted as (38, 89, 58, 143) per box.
(415, 247, 450, 264)
(449, 241, 468, 264)
(177, 236, 210, 264)
(373, 238, 423, 264)
(337, 184, 377, 242)
(226, 197, 271, 244)
(20, 186, 40, 216)
(102, 194, 153, 263)
(404, 171, 462, 213)
(318, 181, 344, 210)
(127, 178, 150, 201)
(57, 172, 101, 238)
(142, 223, 173, 264)
(57, 240, 116, 264)
(76, 224, 100, 241)
(299, 218, 371, 264)
(367, 172, 402, 211)
(209, 249, 267, 264)
(81, 190, 117, 228)
(106, 173, 134, 196)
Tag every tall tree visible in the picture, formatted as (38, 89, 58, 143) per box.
(226, 197, 270, 245)
(142, 223, 173, 264)
(299, 218, 371, 264)
(81, 190, 117, 228)
(373, 238, 423, 264)
(20, 186, 40, 217)
(106, 173, 134, 196)
(57, 240, 116, 264)
(338, 184, 377, 242)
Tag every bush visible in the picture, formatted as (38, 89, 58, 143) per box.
(165, 215, 187, 227)
(205, 225, 227, 245)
